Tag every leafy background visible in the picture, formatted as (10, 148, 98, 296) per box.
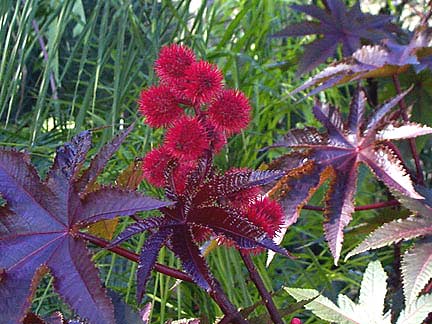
(1, 0, 430, 323)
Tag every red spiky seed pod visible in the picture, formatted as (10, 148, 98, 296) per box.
(207, 89, 251, 134)
(142, 146, 195, 192)
(246, 196, 283, 238)
(212, 129, 227, 153)
(164, 116, 210, 161)
(142, 146, 173, 187)
(182, 61, 223, 105)
(155, 44, 196, 82)
(138, 85, 184, 128)
(172, 160, 196, 194)
(201, 119, 227, 154)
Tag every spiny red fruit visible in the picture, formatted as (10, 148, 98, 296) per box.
(138, 85, 184, 128)
(155, 44, 196, 82)
(173, 160, 196, 194)
(224, 168, 262, 209)
(208, 89, 251, 134)
(202, 120, 227, 153)
(142, 146, 195, 192)
(246, 197, 283, 238)
(142, 147, 173, 187)
(164, 116, 210, 161)
(182, 61, 223, 105)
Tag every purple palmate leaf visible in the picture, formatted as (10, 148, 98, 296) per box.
(109, 216, 167, 247)
(170, 226, 214, 291)
(0, 127, 170, 324)
(290, 28, 432, 96)
(75, 123, 135, 193)
(323, 167, 357, 262)
(348, 185, 432, 306)
(137, 228, 172, 302)
(76, 188, 173, 225)
(272, 0, 397, 75)
(111, 155, 293, 301)
(267, 88, 432, 264)
(402, 239, 432, 306)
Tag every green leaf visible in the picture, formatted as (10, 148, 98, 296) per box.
(396, 293, 432, 324)
(284, 288, 361, 324)
(402, 240, 432, 306)
(358, 260, 387, 322)
(285, 261, 391, 324)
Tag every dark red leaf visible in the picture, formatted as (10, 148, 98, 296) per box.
(113, 155, 292, 303)
(170, 226, 213, 291)
(76, 188, 173, 226)
(137, 228, 172, 303)
(23, 313, 45, 324)
(273, 0, 397, 75)
(190, 207, 292, 257)
(267, 88, 432, 263)
(75, 123, 135, 193)
(109, 216, 167, 247)
(0, 128, 166, 324)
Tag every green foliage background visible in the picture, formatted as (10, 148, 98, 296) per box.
(1, 0, 429, 323)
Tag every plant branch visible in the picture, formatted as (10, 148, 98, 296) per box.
(240, 251, 283, 324)
(210, 281, 249, 324)
(392, 75, 424, 185)
(79, 232, 193, 283)
(80, 232, 248, 323)
(421, 0, 432, 26)
(303, 199, 399, 212)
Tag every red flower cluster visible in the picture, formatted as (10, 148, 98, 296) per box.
(139, 45, 283, 255)
(140, 44, 252, 192)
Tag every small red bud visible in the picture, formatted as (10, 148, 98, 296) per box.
(291, 318, 302, 324)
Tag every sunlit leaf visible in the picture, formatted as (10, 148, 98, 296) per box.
(267, 88, 432, 263)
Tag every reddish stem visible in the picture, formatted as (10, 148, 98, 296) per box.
(240, 251, 283, 324)
(303, 199, 399, 212)
(79, 232, 193, 283)
(421, 1, 432, 26)
(210, 282, 249, 324)
(391, 75, 424, 185)
(80, 232, 248, 323)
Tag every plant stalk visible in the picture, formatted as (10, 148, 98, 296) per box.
(240, 251, 283, 324)
(80, 232, 248, 323)
(210, 281, 249, 324)
(79, 232, 193, 283)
